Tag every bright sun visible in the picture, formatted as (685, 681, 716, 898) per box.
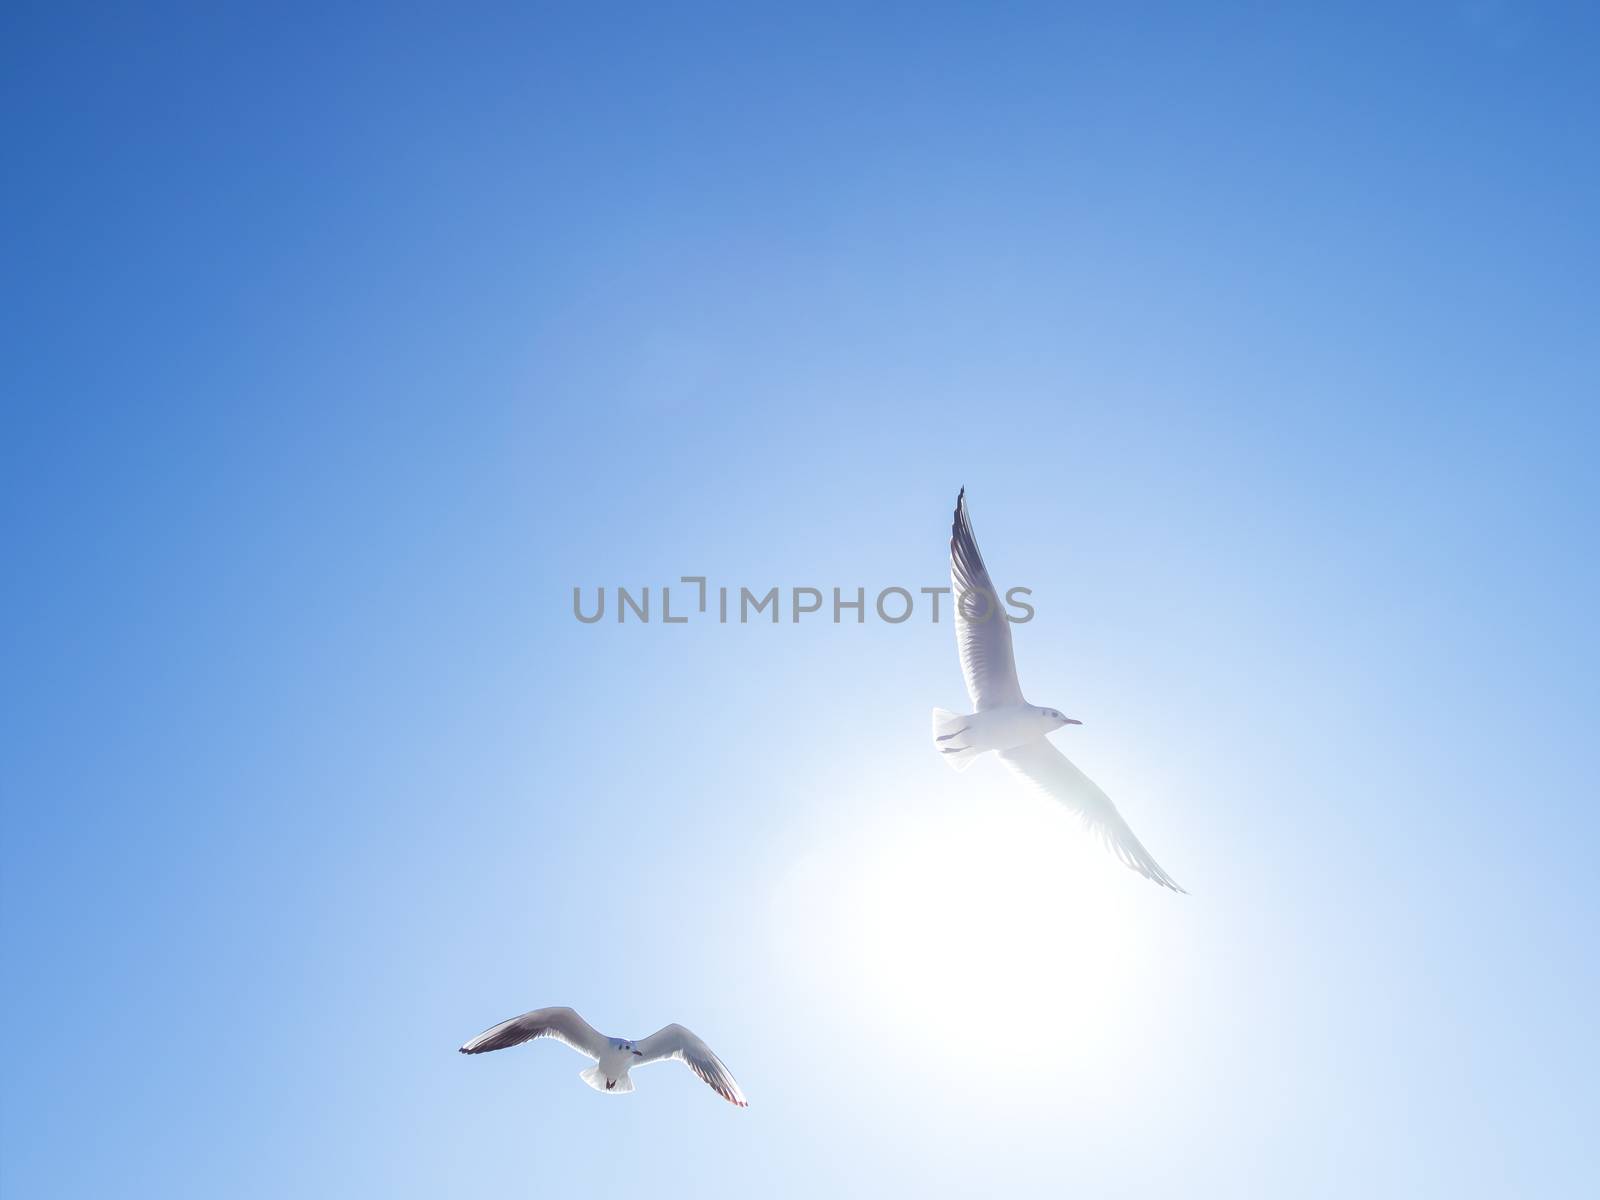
(775, 773, 1161, 1095)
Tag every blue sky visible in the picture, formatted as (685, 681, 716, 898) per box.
(3, 2, 1597, 1195)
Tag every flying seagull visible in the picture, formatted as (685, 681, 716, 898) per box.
(932, 488, 1187, 893)
(458, 1006, 748, 1107)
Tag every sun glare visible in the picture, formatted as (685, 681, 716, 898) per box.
(775, 775, 1160, 1098)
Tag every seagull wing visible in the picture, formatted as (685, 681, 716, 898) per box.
(634, 1023, 748, 1107)
(458, 1006, 609, 1059)
(998, 739, 1187, 893)
(950, 489, 1026, 710)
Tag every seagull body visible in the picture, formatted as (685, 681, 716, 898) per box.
(458, 1006, 748, 1107)
(931, 702, 1066, 760)
(933, 489, 1187, 893)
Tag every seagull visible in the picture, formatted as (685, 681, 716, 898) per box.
(932, 488, 1187, 893)
(458, 1006, 748, 1107)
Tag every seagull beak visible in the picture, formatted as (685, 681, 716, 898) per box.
(1064, 717, 1082, 725)
(633, 1050, 643, 1057)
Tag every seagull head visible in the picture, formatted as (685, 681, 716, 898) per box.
(619, 1040, 643, 1057)
(1040, 707, 1082, 730)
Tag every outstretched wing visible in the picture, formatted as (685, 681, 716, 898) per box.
(458, 1006, 609, 1059)
(950, 489, 1025, 710)
(999, 739, 1187, 893)
(634, 1023, 748, 1107)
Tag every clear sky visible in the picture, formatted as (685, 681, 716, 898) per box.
(4, 2, 1598, 1196)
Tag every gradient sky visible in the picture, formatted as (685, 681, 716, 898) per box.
(4, 2, 1598, 1196)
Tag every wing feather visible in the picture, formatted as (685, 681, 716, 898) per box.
(999, 739, 1187, 893)
(635, 1023, 748, 1108)
(950, 489, 1025, 710)
(458, 1006, 608, 1059)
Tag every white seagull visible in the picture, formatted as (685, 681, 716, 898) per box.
(932, 489, 1187, 893)
(458, 1006, 748, 1107)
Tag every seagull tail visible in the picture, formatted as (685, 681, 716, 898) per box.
(580, 1067, 633, 1095)
(932, 707, 980, 772)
